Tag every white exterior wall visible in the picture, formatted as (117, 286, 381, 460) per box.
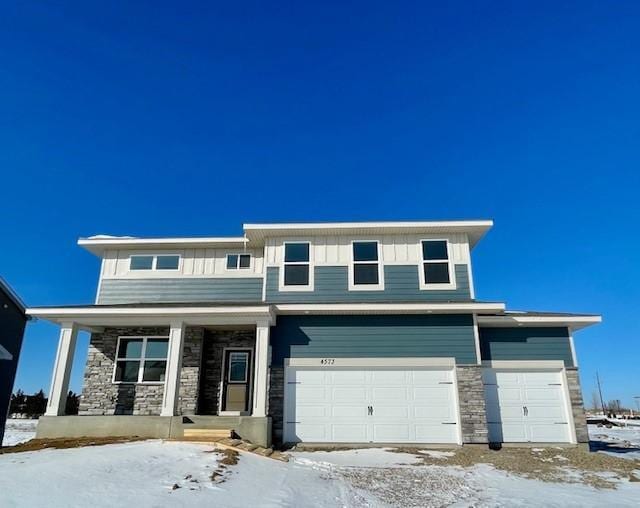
(264, 233, 471, 267)
(100, 248, 264, 279)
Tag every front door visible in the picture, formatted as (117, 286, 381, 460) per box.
(222, 350, 252, 412)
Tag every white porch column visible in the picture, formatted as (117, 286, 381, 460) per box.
(45, 322, 78, 416)
(161, 321, 186, 417)
(252, 320, 270, 417)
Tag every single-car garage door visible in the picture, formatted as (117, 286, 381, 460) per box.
(284, 366, 460, 444)
(483, 369, 572, 443)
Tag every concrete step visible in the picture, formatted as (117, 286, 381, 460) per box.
(183, 428, 232, 439)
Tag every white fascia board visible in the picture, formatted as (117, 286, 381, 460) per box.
(26, 305, 275, 328)
(243, 220, 494, 230)
(477, 315, 602, 330)
(78, 236, 249, 256)
(0, 344, 13, 360)
(274, 302, 505, 315)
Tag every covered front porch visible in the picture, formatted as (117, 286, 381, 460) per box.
(27, 304, 276, 447)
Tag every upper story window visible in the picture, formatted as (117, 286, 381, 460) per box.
(350, 241, 383, 290)
(283, 242, 310, 287)
(129, 254, 180, 271)
(226, 254, 251, 270)
(420, 240, 453, 287)
(113, 336, 169, 383)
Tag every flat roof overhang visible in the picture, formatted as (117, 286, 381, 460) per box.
(26, 301, 506, 330)
(26, 305, 275, 329)
(243, 220, 494, 248)
(78, 236, 249, 256)
(477, 314, 602, 331)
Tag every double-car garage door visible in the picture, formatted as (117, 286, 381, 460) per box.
(284, 365, 460, 444)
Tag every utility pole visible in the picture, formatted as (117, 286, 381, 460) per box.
(596, 371, 606, 415)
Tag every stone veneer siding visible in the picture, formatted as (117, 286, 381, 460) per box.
(268, 366, 284, 443)
(565, 368, 589, 443)
(456, 365, 489, 444)
(79, 326, 204, 416)
(198, 329, 256, 415)
(178, 327, 204, 415)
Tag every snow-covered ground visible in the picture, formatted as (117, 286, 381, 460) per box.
(1, 419, 38, 447)
(0, 440, 639, 507)
(588, 423, 640, 460)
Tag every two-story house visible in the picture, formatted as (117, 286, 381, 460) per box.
(28, 221, 600, 448)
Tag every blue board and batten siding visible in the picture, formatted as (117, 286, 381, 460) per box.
(479, 327, 574, 367)
(270, 314, 477, 366)
(265, 264, 471, 303)
(97, 278, 264, 304)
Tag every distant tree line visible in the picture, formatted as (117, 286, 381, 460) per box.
(9, 389, 79, 417)
(590, 391, 634, 415)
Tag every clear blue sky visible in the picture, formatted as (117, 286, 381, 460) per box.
(2, 2, 638, 408)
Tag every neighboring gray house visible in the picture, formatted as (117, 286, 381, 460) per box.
(28, 221, 600, 448)
(0, 278, 28, 446)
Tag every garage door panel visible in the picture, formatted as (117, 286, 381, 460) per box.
(526, 405, 566, 420)
(331, 424, 368, 442)
(413, 385, 451, 401)
(293, 370, 324, 384)
(525, 387, 563, 403)
(416, 424, 458, 443)
(372, 386, 409, 401)
(495, 387, 524, 403)
(497, 405, 527, 419)
(528, 423, 569, 443)
(373, 424, 410, 442)
(296, 405, 328, 418)
(331, 370, 367, 384)
(296, 385, 327, 401)
(292, 424, 327, 442)
(332, 406, 366, 418)
(333, 386, 367, 402)
(522, 372, 560, 386)
(371, 370, 407, 384)
(494, 371, 521, 385)
(374, 405, 409, 418)
(413, 370, 451, 383)
(414, 404, 456, 419)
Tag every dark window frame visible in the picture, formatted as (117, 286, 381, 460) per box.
(113, 336, 169, 384)
(420, 239, 454, 287)
(282, 242, 312, 288)
(350, 240, 383, 289)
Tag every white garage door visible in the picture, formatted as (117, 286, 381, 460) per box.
(483, 369, 572, 443)
(284, 367, 460, 444)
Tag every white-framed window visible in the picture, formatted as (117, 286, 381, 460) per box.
(349, 240, 384, 290)
(113, 336, 169, 384)
(226, 254, 252, 270)
(280, 241, 313, 290)
(419, 239, 456, 289)
(129, 254, 180, 271)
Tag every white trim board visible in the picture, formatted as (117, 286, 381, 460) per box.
(481, 360, 566, 370)
(477, 314, 601, 331)
(274, 302, 505, 314)
(285, 357, 455, 368)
